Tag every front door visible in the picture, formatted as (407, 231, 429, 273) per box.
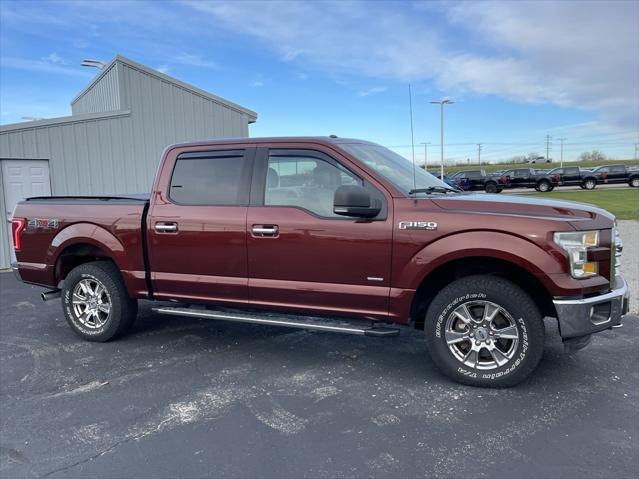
(1, 159, 51, 264)
(147, 148, 254, 305)
(246, 147, 393, 319)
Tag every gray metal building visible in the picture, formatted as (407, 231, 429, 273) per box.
(0, 55, 257, 269)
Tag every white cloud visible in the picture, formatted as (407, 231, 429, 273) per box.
(1, 56, 90, 77)
(175, 53, 218, 69)
(42, 52, 67, 65)
(296, 72, 309, 81)
(357, 87, 387, 97)
(156, 64, 170, 74)
(184, 0, 638, 130)
(251, 80, 264, 87)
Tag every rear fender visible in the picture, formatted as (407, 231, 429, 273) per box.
(47, 223, 131, 284)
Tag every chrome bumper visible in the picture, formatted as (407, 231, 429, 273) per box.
(553, 275, 630, 339)
(11, 262, 22, 281)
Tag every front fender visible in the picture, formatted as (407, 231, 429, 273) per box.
(394, 230, 563, 291)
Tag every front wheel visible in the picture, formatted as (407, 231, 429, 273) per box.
(62, 261, 138, 342)
(583, 179, 596, 190)
(424, 275, 545, 387)
(537, 180, 551, 192)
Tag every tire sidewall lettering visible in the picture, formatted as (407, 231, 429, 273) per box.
(434, 294, 529, 380)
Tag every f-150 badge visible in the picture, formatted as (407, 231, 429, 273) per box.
(399, 221, 437, 230)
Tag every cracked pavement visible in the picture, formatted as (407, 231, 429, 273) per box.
(1, 273, 638, 478)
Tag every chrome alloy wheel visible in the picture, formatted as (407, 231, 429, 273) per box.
(444, 300, 520, 370)
(72, 278, 112, 329)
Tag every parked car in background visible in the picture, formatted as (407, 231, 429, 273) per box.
(546, 166, 602, 189)
(587, 164, 639, 189)
(499, 168, 557, 192)
(450, 170, 503, 193)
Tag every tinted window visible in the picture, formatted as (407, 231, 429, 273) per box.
(265, 153, 361, 217)
(565, 167, 579, 174)
(595, 167, 609, 174)
(610, 165, 625, 173)
(170, 151, 248, 205)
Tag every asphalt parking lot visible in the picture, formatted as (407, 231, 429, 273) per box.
(1, 273, 638, 478)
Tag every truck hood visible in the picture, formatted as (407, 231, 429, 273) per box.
(430, 193, 614, 230)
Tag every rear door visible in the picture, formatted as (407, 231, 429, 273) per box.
(246, 146, 393, 318)
(608, 165, 626, 183)
(147, 147, 255, 305)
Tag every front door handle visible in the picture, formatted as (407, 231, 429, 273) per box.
(155, 222, 178, 233)
(251, 225, 279, 237)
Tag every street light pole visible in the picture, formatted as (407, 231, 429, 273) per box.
(420, 142, 431, 169)
(430, 99, 454, 179)
(558, 138, 566, 167)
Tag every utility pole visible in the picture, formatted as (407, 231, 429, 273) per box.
(545, 135, 552, 162)
(477, 143, 482, 165)
(635, 142, 638, 160)
(558, 138, 566, 167)
(430, 99, 454, 179)
(420, 142, 431, 169)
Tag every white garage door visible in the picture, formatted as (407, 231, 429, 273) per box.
(1, 159, 51, 266)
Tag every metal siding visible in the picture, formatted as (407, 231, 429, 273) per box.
(0, 164, 8, 268)
(71, 63, 121, 115)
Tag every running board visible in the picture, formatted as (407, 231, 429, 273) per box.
(152, 306, 400, 337)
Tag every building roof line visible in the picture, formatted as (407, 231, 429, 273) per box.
(70, 54, 257, 122)
(0, 109, 132, 133)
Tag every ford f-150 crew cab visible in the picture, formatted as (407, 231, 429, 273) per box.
(11, 137, 630, 387)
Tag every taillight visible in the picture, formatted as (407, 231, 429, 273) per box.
(11, 218, 26, 251)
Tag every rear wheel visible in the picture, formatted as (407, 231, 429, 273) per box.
(485, 182, 498, 194)
(424, 275, 545, 387)
(583, 179, 596, 190)
(630, 177, 639, 188)
(62, 261, 138, 342)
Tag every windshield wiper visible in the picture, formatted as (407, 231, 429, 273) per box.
(409, 186, 460, 195)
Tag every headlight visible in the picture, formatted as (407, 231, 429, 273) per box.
(553, 230, 599, 279)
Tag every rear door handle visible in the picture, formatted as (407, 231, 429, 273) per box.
(251, 225, 279, 237)
(154, 222, 178, 233)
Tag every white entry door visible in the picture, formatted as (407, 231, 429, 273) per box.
(1, 159, 51, 264)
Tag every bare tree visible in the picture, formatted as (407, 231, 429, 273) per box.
(579, 150, 607, 162)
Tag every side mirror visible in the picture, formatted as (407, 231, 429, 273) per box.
(333, 185, 381, 218)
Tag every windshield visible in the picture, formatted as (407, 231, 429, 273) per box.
(340, 143, 452, 194)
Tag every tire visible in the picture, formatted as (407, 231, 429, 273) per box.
(630, 177, 639, 188)
(583, 179, 596, 190)
(424, 275, 545, 388)
(537, 180, 551, 192)
(485, 182, 497, 194)
(62, 261, 138, 342)
(548, 186, 554, 192)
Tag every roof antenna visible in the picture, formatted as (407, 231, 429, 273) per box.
(408, 84, 417, 198)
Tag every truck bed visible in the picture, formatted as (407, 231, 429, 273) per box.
(12, 194, 150, 294)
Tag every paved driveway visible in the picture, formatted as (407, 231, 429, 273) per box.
(1, 274, 637, 478)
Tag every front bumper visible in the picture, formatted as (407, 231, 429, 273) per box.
(553, 275, 630, 339)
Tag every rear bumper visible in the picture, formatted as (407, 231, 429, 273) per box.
(11, 262, 21, 281)
(553, 275, 630, 339)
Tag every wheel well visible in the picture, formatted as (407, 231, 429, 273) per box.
(410, 257, 556, 330)
(54, 243, 114, 284)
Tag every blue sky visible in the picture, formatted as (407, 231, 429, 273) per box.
(1, 0, 637, 164)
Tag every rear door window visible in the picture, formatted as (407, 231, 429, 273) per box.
(169, 150, 251, 205)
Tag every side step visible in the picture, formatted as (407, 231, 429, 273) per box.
(152, 306, 400, 337)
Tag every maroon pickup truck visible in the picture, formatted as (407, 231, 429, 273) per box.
(11, 137, 629, 387)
